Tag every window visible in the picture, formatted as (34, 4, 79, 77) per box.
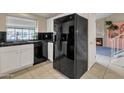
(7, 27, 37, 41)
(6, 16, 37, 41)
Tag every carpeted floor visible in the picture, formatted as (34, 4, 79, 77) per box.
(96, 46, 111, 57)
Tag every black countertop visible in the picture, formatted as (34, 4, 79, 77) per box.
(0, 40, 42, 47)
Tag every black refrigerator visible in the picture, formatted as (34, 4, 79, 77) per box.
(53, 14, 88, 79)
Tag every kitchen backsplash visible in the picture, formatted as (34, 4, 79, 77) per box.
(38, 32, 54, 41)
(0, 32, 54, 42)
(0, 32, 6, 42)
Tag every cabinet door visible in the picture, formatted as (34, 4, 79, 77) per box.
(0, 49, 20, 74)
(20, 45, 33, 67)
(48, 42, 53, 62)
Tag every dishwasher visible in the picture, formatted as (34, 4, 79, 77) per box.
(34, 41, 48, 65)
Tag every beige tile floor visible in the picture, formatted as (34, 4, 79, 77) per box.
(1, 55, 124, 79)
(10, 61, 68, 79)
(94, 54, 124, 79)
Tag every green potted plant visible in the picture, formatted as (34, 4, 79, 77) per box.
(105, 21, 119, 38)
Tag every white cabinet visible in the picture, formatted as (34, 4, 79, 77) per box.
(0, 44, 34, 75)
(48, 42, 53, 62)
(20, 45, 34, 67)
(0, 47, 20, 73)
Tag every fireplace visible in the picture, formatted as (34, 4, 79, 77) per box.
(96, 38, 103, 46)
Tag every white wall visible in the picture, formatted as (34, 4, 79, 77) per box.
(105, 13, 124, 22)
(96, 20, 105, 38)
(37, 16, 47, 32)
(96, 19, 105, 46)
(0, 14, 6, 31)
(47, 13, 96, 70)
(88, 14, 96, 69)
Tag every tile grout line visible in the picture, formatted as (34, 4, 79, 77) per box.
(102, 59, 111, 79)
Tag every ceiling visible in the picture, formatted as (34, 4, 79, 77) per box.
(7, 13, 114, 20)
(33, 13, 61, 18)
(96, 13, 113, 20)
(35, 13, 114, 19)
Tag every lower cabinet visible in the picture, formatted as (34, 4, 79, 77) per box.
(0, 44, 34, 75)
(48, 42, 53, 62)
(20, 45, 34, 67)
(0, 49, 20, 74)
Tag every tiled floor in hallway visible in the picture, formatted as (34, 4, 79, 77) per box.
(1, 55, 124, 79)
(82, 54, 124, 79)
